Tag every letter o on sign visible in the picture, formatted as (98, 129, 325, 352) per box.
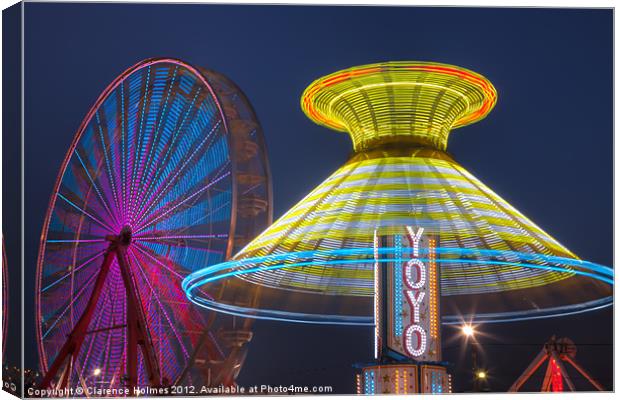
(405, 259, 426, 289)
(405, 324, 427, 357)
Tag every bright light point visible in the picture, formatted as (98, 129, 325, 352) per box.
(462, 324, 475, 337)
(93, 368, 101, 376)
(477, 371, 487, 379)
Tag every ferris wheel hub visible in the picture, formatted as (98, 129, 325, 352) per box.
(104, 225, 133, 246)
(119, 225, 133, 246)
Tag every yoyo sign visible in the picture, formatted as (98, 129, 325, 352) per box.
(374, 226, 440, 362)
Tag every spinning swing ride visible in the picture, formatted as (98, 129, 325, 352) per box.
(36, 58, 272, 392)
(184, 61, 613, 394)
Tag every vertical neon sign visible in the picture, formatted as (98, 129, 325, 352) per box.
(403, 226, 427, 358)
(376, 226, 440, 362)
(373, 230, 381, 360)
(365, 226, 444, 394)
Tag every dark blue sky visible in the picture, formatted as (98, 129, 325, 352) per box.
(21, 3, 612, 393)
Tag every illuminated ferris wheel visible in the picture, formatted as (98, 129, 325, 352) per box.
(36, 58, 271, 392)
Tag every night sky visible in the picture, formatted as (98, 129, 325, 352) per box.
(16, 3, 612, 393)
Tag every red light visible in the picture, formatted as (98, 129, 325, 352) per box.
(551, 359, 564, 392)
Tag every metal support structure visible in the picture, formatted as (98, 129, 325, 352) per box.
(540, 359, 554, 392)
(508, 346, 548, 392)
(174, 275, 257, 388)
(39, 248, 117, 390)
(174, 326, 223, 386)
(509, 336, 605, 392)
(39, 228, 162, 392)
(563, 354, 605, 391)
(116, 244, 162, 388)
(471, 340, 479, 392)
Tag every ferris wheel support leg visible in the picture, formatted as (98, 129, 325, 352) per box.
(221, 346, 247, 386)
(563, 355, 605, 391)
(39, 247, 117, 390)
(56, 359, 73, 390)
(116, 245, 162, 390)
(174, 327, 219, 386)
(126, 292, 139, 389)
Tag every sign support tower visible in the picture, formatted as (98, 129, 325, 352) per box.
(356, 226, 451, 394)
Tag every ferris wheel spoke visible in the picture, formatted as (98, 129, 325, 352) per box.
(132, 119, 223, 224)
(56, 193, 116, 233)
(132, 87, 206, 218)
(119, 82, 128, 224)
(73, 150, 120, 228)
(134, 160, 230, 232)
(129, 66, 170, 222)
(128, 66, 153, 219)
(134, 241, 224, 295)
(135, 196, 233, 241)
(127, 248, 190, 359)
(131, 80, 174, 223)
(134, 170, 217, 233)
(95, 112, 123, 220)
(46, 239, 106, 244)
(54, 177, 117, 236)
(41, 249, 107, 293)
(134, 169, 231, 234)
(130, 243, 210, 337)
(132, 110, 223, 220)
(134, 198, 230, 238)
(42, 269, 100, 340)
(132, 243, 216, 301)
(134, 234, 228, 241)
(130, 242, 187, 281)
(135, 67, 180, 205)
(77, 276, 116, 381)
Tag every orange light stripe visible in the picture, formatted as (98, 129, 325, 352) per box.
(301, 61, 496, 133)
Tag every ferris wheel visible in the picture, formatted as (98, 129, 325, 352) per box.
(36, 58, 272, 392)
